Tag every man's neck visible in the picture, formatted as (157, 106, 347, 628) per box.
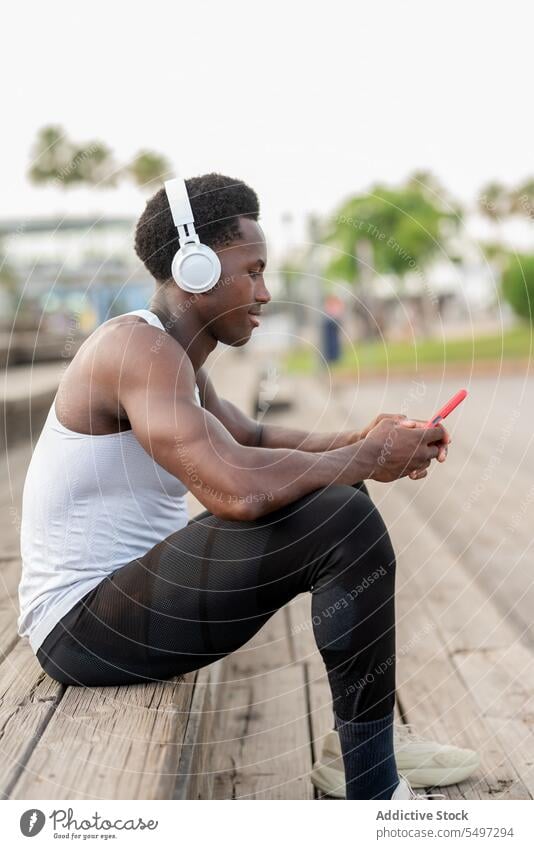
(148, 287, 217, 375)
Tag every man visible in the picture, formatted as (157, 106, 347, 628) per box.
(19, 172, 478, 799)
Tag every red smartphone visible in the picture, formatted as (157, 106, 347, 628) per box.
(426, 389, 468, 426)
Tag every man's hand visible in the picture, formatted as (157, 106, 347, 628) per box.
(360, 413, 451, 475)
(398, 417, 452, 479)
(399, 418, 451, 475)
(362, 417, 450, 483)
(359, 413, 409, 441)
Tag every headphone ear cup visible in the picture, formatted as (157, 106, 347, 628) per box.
(171, 244, 222, 293)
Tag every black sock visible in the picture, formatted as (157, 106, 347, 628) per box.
(334, 710, 399, 800)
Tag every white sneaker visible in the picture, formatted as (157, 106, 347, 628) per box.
(394, 724, 480, 788)
(391, 774, 444, 800)
(311, 725, 480, 799)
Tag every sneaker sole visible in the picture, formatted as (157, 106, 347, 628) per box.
(311, 759, 480, 798)
(310, 764, 346, 798)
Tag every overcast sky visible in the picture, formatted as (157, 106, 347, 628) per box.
(3, 0, 534, 257)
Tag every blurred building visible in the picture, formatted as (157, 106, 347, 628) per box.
(0, 216, 153, 332)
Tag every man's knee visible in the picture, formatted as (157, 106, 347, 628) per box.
(313, 485, 396, 573)
(311, 483, 379, 531)
(293, 481, 390, 548)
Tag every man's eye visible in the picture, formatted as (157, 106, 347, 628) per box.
(249, 272, 262, 279)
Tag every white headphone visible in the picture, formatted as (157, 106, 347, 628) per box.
(164, 175, 222, 293)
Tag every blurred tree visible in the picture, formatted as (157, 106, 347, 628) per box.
(323, 173, 458, 338)
(28, 126, 169, 190)
(126, 150, 171, 189)
(478, 181, 511, 222)
(509, 178, 534, 220)
(279, 256, 300, 298)
(501, 253, 534, 322)
(28, 125, 118, 188)
(407, 170, 460, 212)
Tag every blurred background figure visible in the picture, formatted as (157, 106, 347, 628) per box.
(321, 293, 345, 364)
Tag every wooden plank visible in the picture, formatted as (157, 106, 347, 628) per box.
(452, 647, 534, 798)
(0, 640, 63, 799)
(211, 608, 313, 799)
(377, 481, 532, 800)
(11, 667, 196, 799)
(0, 557, 22, 661)
(336, 376, 534, 640)
(173, 659, 225, 800)
(286, 593, 332, 743)
(396, 448, 534, 641)
(0, 611, 19, 664)
(212, 661, 312, 799)
(0, 557, 22, 598)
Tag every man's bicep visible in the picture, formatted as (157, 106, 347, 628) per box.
(118, 358, 242, 491)
(125, 385, 251, 518)
(115, 333, 208, 471)
(122, 379, 201, 457)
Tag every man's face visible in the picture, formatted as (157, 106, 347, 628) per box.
(198, 217, 271, 347)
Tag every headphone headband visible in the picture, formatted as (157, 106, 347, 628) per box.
(164, 176, 195, 230)
(164, 173, 222, 293)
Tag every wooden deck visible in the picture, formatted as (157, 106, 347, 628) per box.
(207, 372, 534, 800)
(1, 356, 532, 799)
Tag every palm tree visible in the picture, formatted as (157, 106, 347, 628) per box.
(478, 181, 513, 221)
(28, 125, 118, 188)
(509, 178, 534, 221)
(28, 126, 169, 190)
(125, 150, 171, 190)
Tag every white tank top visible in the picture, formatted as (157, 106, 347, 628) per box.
(17, 309, 201, 654)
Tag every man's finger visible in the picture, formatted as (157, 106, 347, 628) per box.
(424, 424, 449, 444)
(381, 413, 407, 423)
(409, 468, 428, 480)
(399, 418, 451, 444)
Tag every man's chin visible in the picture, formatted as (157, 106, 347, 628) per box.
(230, 335, 250, 348)
(213, 325, 252, 347)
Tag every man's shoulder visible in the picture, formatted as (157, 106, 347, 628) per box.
(97, 314, 186, 360)
(85, 316, 193, 404)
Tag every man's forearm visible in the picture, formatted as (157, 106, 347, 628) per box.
(176, 436, 374, 520)
(256, 421, 361, 451)
(223, 438, 375, 519)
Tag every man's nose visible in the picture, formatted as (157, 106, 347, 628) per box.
(256, 278, 272, 304)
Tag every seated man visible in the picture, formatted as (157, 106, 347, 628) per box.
(18, 172, 478, 799)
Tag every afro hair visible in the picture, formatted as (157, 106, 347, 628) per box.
(134, 172, 260, 283)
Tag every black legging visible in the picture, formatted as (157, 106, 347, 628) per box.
(36, 480, 396, 722)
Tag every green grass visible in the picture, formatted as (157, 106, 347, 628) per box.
(284, 326, 533, 375)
